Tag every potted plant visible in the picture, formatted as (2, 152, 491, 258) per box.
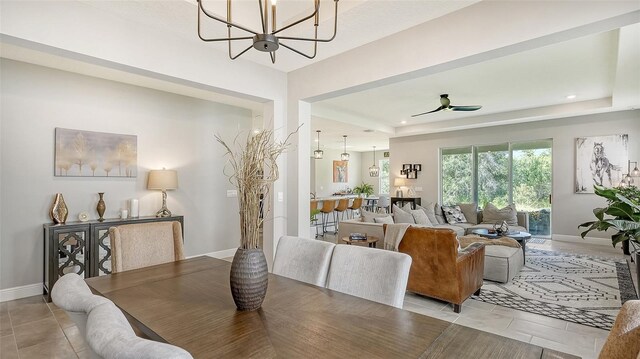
(216, 128, 296, 311)
(579, 185, 640, 284)
(353, 182, 374, 197)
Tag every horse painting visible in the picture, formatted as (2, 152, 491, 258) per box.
(576, 134, 628, 193)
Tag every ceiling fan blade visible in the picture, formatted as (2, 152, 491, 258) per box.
(450, 105, 482, 111)
(411, 106, 444, 117)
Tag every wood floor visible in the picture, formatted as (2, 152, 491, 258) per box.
(0, 239, 635, 359)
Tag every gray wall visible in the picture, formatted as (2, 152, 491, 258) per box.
(0, 59, 252, 290)
(360, 150, 389, 195)
(389, 111, 640, 240)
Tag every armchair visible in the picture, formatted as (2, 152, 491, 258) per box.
(394, 226, 485, 313)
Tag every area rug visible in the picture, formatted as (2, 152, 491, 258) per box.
(528, 238, 547, 244)
(471, 248, 638, 330)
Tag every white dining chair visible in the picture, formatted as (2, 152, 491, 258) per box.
(325, 245, 412, 308)
(86, 301, 193, 359)
(377, 195, 391, 213)
(272, 236, 336, 287)
(52, 273, 112, 359)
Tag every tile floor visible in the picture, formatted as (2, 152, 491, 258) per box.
(1, 238, 635, 359)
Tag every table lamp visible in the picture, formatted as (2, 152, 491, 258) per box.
(394, 178, 406, 197)
(148, 169, 178, 217)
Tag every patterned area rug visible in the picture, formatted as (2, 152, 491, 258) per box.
(471, 248, 638, 330)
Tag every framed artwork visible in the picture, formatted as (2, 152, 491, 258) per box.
(333, 160, 348, 183)
(407, 170, 417, 179)
(402, 164, 412, 170)
(55, 128, 138, 177)
(384, 152, 390, 158)
(575, 134, 628, 193)
(413, 164, 422, 171)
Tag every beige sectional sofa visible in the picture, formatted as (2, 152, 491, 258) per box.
(337, 205, 529, 284)
(337, 210, 529, 247)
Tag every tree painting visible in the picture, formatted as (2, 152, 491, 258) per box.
(54, 128, 137, 177)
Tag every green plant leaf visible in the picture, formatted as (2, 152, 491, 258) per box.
(615, 192, 640, 212)
(593, 208, 605, 221)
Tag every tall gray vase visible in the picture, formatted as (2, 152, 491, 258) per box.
(229, 248, 268, 311)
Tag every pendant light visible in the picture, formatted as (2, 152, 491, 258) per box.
(369, 146, 379, 177)
(340, 135, 350, 161)
(313, 130, 323, 159)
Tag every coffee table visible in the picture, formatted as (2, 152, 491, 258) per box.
(341, 236, 379, 248)
(471, 229, 532, 261)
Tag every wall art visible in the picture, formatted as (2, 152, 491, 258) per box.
(55, 128, 137, 177)
(575, 134, 627, 193)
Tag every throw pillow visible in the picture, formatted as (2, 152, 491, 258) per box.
(433, 203, 447, 224)
(457, 203, 478, 225)
(410, 209, 432, 225)
(373, 216, 394, 224)
(416, 204, 438, 225)
(361, 209, 390, 223)
(441, 205, 467, 224)
(482, 203, 518, 226)
(392, 205, 415, 224)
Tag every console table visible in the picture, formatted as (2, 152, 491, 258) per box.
(43, 215, 183, 301)
(390, 197, 422, 211)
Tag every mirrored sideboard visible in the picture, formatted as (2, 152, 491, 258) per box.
(43, 215, 184, 301)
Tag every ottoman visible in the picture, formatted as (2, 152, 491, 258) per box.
(483, 245, 524, 283)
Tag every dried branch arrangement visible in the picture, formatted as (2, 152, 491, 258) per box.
(216, 127, 299, 249)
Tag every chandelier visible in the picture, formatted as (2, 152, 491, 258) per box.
(197, 0, 340, 63)
(314, 130, 323, 159)
(369, 146, 379, 177)
(340, 135, 349, 161)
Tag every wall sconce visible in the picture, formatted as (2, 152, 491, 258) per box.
(619, 160, 640, 187)
(400, 164, 422, 179)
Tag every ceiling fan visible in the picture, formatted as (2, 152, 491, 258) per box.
(411, 94, 482, 117)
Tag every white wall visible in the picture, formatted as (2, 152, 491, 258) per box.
(312, 149, 361, 197)
(359, 150, 389, 195)
(0, 59, 252, 290)
(389, 110, 640, 241)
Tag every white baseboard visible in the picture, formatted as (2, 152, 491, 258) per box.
(0, 283, 42, 303)
(188, 248, 237, 259)
(552, 234, 611, 246)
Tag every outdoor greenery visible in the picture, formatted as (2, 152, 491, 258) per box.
(579, 185, 640, 247)
(441, 148, 551, 212)
(380, 159, 390, 194)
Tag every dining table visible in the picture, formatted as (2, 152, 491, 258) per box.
(85, 256, 579, 359)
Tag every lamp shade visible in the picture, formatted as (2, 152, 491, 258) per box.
(147, 169, 178, 190)
(394, 178, 406, 187)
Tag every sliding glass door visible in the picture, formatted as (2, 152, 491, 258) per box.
(440, 139, 552, 236)
(512, 140, 552, 236)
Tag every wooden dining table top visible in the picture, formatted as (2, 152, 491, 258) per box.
(85, 256, 580, 359)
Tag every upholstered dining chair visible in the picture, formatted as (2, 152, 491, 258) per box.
(325, 245, 412, 308)
(86, 301, 193, 359)
(109, 221, 184, 273)
(377, 195, 390, 213)
(347, 197, 363, 219)
(52, 273, 112, 359)
(272, 236, 336, 287)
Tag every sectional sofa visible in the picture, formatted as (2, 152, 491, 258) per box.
(337, 203, 530, 283)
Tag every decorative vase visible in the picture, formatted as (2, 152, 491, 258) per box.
(96, 192, 106, 222)
(229, 248, 268, 311)
(50, 193, 69, 224)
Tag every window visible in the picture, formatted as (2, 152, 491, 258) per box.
(379, 159, 390, 194)
(440, 140, 552, 235)
(441, 147, 473, 205)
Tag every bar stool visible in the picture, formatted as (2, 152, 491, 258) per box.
(348, 197, 363, 219)
(334, 199, 349, 229)
(320, 200, 337, 235)
(310, 200, 320, 238)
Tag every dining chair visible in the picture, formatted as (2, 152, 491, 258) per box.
(325, 245, 412, 308)
(347, 197, 363, 219)
(310, 200, 320, 238)
(52, 273, 112, 359)
(86, 301, 193, 359)
(109, 221, 184, 273)
(272, 236, 336, 287)
(377, 195, 390, 213)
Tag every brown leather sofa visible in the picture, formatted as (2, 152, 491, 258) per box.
(391, 226, 485, 313)
(598, 300, 640, 359)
